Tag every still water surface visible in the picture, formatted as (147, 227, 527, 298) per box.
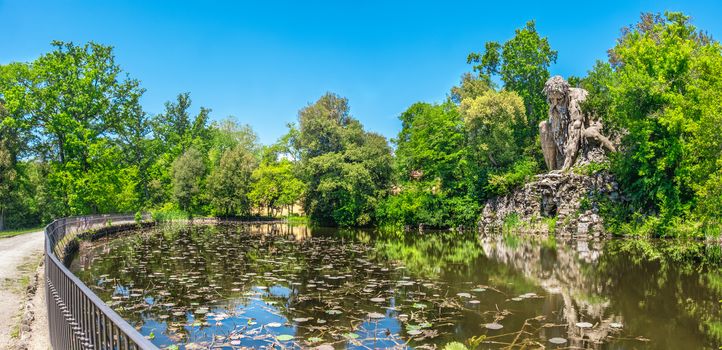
(70, 223, 722, 349)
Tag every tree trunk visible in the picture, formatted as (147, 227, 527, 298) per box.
(0, 207, 5, 231)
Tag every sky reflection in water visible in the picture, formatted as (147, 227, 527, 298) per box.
(70, 223, 722, 349)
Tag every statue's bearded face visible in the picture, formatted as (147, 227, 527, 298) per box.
(547, 90, 565, 109)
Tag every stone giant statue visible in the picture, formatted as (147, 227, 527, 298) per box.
(539, 76, 616, 171)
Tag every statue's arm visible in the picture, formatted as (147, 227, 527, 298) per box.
(583, 127, 616, 152)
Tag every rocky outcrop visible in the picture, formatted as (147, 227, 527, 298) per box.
(478, 171, 619, 238)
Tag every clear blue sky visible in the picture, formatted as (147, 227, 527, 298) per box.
(2, 1, 721, 144)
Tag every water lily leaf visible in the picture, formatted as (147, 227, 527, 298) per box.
(343, 333, 360, 339)
(443, 342, 468, 350)
(276, 334, 294, 341)
(485, 323, 503, 330)
(549, 337, 567, 344)
(406, 324, 421, 331)
(368, 312, 385, 319)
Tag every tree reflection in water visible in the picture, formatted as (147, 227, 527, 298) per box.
(70, 223, 721, 349)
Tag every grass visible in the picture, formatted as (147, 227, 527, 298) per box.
(0, 226, 44, 239)
(285, 215, 310, 224)
(542, 217, 557, 234)
(501, 212, 522, 234)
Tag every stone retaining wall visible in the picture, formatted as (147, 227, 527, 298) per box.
(478, 171, 619, 238)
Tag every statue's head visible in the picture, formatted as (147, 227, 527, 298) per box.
(543, 76, 569, 107)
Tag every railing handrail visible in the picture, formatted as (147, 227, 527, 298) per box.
(45, 213, 159, 349)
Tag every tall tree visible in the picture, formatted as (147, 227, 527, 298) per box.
(588, 12, 722, 233)
(207, 144, 257, 216)
(171, 147, 206, 217)
(0, 129, 15, 230)
(467, 21, 557, 155)
(149, 93, 212, 206)
(295, 93, 392, 226)
(460, 89, 527, 170)
(380, 102, 478, 228)
(1, 41, 146, 216)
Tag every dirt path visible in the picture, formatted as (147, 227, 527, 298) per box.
(0, 231, 49, 350)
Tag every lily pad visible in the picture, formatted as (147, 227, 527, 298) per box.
(485, 323, 504, 330)
(276, 334, 294, 341)
(343, 333, 360, 339)
(549, 337, 567, 344)
(576, 322, 593, 329)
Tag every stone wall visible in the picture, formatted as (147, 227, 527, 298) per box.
(478, 171, 619, 238)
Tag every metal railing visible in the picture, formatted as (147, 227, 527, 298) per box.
(45, 214, 159, 350)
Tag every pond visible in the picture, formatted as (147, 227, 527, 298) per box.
(70, 222, 722, 349)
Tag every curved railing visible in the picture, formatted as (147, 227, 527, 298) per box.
(45, 214, 159, 350)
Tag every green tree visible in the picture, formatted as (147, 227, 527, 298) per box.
(0, 137, 15, 230)
(460, 89, 527, 170)
(588, 12, 722, 235)
(467, 21, 557, 155)
(1, 41, 146, 217)
(380, 102, 478, 228)
(149, 93, 213, 207)
(295, 93, 392, 226)
(171, 147, 206, 217)
(459, 89, 537, 196)
(207, 144, 257, 216)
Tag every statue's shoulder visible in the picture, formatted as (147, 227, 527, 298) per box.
(568, 87, 588, 102)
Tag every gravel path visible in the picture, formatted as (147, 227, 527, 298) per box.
(0, 231, 49, 350)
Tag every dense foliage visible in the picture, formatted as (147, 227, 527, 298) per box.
(0, 42, 274, 228)
(377, 23, 551, 228)
(292, 93, 393, 226)
(582, 13, 722, 236)
(1, 12, 720, 236)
